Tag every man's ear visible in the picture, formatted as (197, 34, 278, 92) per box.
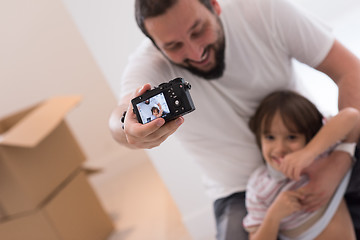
(211, 0, 222, 15)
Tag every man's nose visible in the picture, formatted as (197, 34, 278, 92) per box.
(185, 41, 204, 62)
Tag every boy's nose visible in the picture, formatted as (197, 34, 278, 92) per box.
(274, 140, 287, 155)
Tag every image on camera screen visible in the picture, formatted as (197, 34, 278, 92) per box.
(135, 92, 170, 124)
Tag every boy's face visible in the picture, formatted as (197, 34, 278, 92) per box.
(260, 112, 306, 172)
(144, 0, 225, 79)
(152, 108, 159, 115)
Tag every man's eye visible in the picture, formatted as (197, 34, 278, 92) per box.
(191, 24, 206, 39)
(166, 43, 183, 51)
(191, 30, 203, 39)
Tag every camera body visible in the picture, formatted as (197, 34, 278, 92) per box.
(131, 77, 195, 124)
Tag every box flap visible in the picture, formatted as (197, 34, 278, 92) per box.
(0, 96, 82, 148)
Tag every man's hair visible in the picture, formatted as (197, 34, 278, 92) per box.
(249, 90, 324, 149)
(135, 0, 213, 42)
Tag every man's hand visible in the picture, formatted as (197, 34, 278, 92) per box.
(296, 151, 352, 211)
(118, 84, 184, 149)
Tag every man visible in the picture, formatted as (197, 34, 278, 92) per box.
(109, 0, 360, 239)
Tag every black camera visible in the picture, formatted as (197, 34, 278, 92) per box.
(131, 77, 195, 124)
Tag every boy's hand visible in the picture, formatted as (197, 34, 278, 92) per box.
(280, 149, 314, 180)
(268, 190, 304, 220)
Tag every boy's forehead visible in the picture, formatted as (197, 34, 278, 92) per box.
(262, 112, 297, 132)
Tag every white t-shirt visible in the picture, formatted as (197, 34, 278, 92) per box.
(120, 0, 335, 200)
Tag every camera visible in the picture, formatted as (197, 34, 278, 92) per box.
(131, 77, 195, 124)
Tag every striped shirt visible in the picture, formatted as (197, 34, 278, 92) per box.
(243, 165, 319, 232)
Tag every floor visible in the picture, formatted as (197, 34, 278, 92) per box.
(88, 153, 193, 240)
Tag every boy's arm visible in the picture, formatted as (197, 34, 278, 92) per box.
(157, 103, 164, 116)
(284, 39, 360, 212)
(282, 40, 360, 180)
(302, 107, 360, 159)
(280, 107, 360, 180)
(288, 108, 360, 211)
(249, 191, 304, 240)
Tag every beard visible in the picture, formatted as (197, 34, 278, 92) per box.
(183, 39, 225, 80)
(183, 17, 226, 80)
(162, 18, 226, 80)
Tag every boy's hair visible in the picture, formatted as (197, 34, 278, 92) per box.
(151, 106, 159, 114)
(135, 0, 214, 42)
(249, 90, 324, 149)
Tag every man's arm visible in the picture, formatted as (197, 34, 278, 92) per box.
(108, 96, 133, 147)
(108, 83, 184, 149)
(300, 40, 360, 210)
(316, 40, 360, 113)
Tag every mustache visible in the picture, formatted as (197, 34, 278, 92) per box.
(184, 45, 211, 65)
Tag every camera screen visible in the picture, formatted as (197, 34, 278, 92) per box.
(135, 92, 170, 123)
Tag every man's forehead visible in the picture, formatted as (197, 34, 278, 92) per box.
(144, 2, 206, 44)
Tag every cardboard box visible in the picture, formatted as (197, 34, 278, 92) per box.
(0, 170, 114, 240)
(0, 96, 86, 218)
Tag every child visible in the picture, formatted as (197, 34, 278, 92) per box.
(151, 102, 164, 119)
(243, 90, 359, 240)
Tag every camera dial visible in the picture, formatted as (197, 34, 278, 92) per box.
(184, 82, 191, 90)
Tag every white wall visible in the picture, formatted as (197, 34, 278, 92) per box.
(61, 0, 144, 99)
(0, 0, 146, 179)
(292, 0, 360, 117)
(61, 0, 360, 239)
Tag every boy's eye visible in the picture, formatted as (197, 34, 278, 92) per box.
(264, 134, 275, 140)
(287, 135, 298, 140)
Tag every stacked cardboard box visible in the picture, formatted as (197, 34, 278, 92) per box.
(0, 96, 114, 240)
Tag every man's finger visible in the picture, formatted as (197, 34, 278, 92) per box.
(145, 116, 184, 138)
(134, 83, 152, 97)
(128, 117, 166, 138)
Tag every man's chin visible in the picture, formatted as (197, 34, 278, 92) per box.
(171, 59, 224, 80)
(170, 45, 225, 80)
(184, 44, 225, 79)
(186, 67, 224, 80)
(185, 60, 225, 80)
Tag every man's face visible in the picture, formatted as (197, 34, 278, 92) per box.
(144, 0, 225, 79)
